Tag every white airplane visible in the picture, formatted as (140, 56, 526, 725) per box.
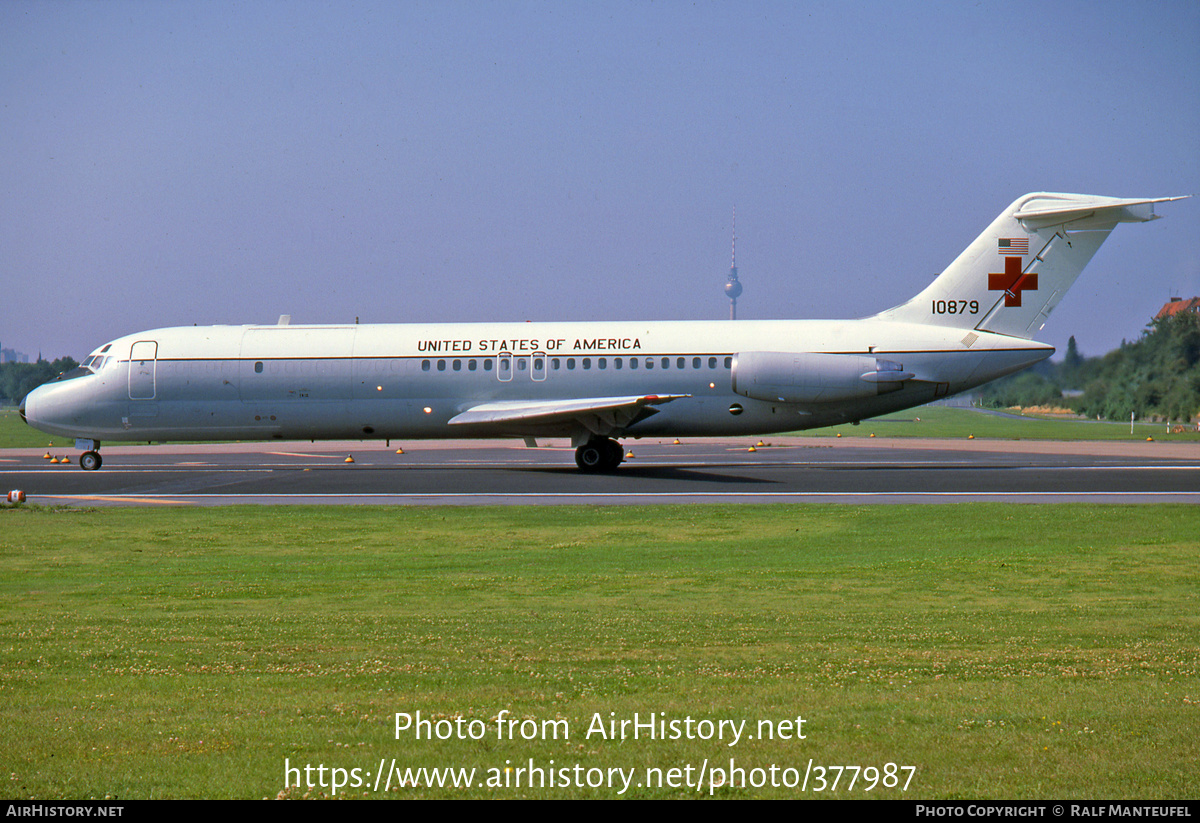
(21, 192, 1183, 472)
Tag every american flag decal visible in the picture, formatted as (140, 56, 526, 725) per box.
(998, 237, 1029, 255)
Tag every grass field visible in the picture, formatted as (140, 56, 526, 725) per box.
(802, 405, 1200, 442)
(2, 504, 1197, 799)
(0, 407, 91, 450)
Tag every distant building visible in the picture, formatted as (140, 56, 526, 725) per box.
(0, 347, 31, 364)
(1155, 297, 1200, 320)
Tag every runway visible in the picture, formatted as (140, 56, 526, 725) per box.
(2, 436, 1198, 505)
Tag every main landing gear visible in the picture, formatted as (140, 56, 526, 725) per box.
(574, 437, 624, 473)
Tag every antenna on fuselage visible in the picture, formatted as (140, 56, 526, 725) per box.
(725, 207, 743, 319)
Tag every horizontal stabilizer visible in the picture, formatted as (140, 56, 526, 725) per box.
(1013, 194, 1188, 229)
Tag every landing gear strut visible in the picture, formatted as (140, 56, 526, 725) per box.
(574, 437, 624, 473)
(79, 451, 103, 471)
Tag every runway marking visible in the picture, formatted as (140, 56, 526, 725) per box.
(37, 494, 191, 505)
(266, 451, 345, 458)
(0, 468, 273, 474)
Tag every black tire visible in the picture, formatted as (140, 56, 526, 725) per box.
(575, 442, 606, 472)
(604, 439, 624, 468)
(80, 451, 102, 471)
(576, 439, 623, 472)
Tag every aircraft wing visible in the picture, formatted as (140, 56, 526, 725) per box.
(448, 394, 689, 436)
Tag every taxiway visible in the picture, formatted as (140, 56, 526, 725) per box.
(1, 436, 1197, 505)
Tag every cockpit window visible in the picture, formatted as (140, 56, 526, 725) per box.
(73, 347, 116, 377)
(76, 344, 121, 375)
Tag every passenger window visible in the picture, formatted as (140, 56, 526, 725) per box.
(422, 360, 431, 371)
(484, 360, 493, 371)
(468, 360, 477, 371)
(552, 358, 560, 370)
(582, 358, 591, 370)
(645, 358, 654, 369)
(567, 358, 575, 370)
(693, 357, 701, 369)
(517, 358, 527, 371)
(676, 357, 685, 369)
(662, 357, 670, 369)
(452, 359, 461, 371)
(615, 358, 623, 369)
(724, 356, 732, 368)
(708, 357, 717, 369)
(437, 360, 446, 371)
(254, 361, 264, 374)
(629, 358, 638, 370)
(599, 358, 607, 370)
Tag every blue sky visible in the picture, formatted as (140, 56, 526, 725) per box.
(2, 0, 1197, 361)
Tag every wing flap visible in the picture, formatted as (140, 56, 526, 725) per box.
(448, 394, 689, 435)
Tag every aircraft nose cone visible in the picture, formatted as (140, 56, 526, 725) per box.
(20, 377, 108, 441)
(20, 386, 51, 433)
(19, 390, 36, 426)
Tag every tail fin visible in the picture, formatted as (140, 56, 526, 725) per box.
(873, 193, 1184, 339)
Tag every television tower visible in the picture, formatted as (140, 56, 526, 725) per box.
(724, 207, 743, 319)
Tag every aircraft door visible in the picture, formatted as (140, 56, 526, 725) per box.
(128, 341, 158, 399)
(531, 352, 547, 382)
(497, 352, 513, 382)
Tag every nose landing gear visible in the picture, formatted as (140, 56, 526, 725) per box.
(574, 437, 624, 473)
(74, 441, 103, 471)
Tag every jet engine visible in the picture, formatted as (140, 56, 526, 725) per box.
(731, 351, 914, 404)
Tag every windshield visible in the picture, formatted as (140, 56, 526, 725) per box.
(58, 346, 117, 381)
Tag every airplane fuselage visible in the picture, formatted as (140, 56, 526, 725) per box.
(23, 317, 1049, 444)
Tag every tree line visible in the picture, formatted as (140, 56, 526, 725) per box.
(978, 311, 1200, 422)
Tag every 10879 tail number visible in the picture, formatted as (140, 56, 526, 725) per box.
(932, 300, 978, 315)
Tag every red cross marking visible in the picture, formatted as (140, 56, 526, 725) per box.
(988, 256, 1038, 307)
